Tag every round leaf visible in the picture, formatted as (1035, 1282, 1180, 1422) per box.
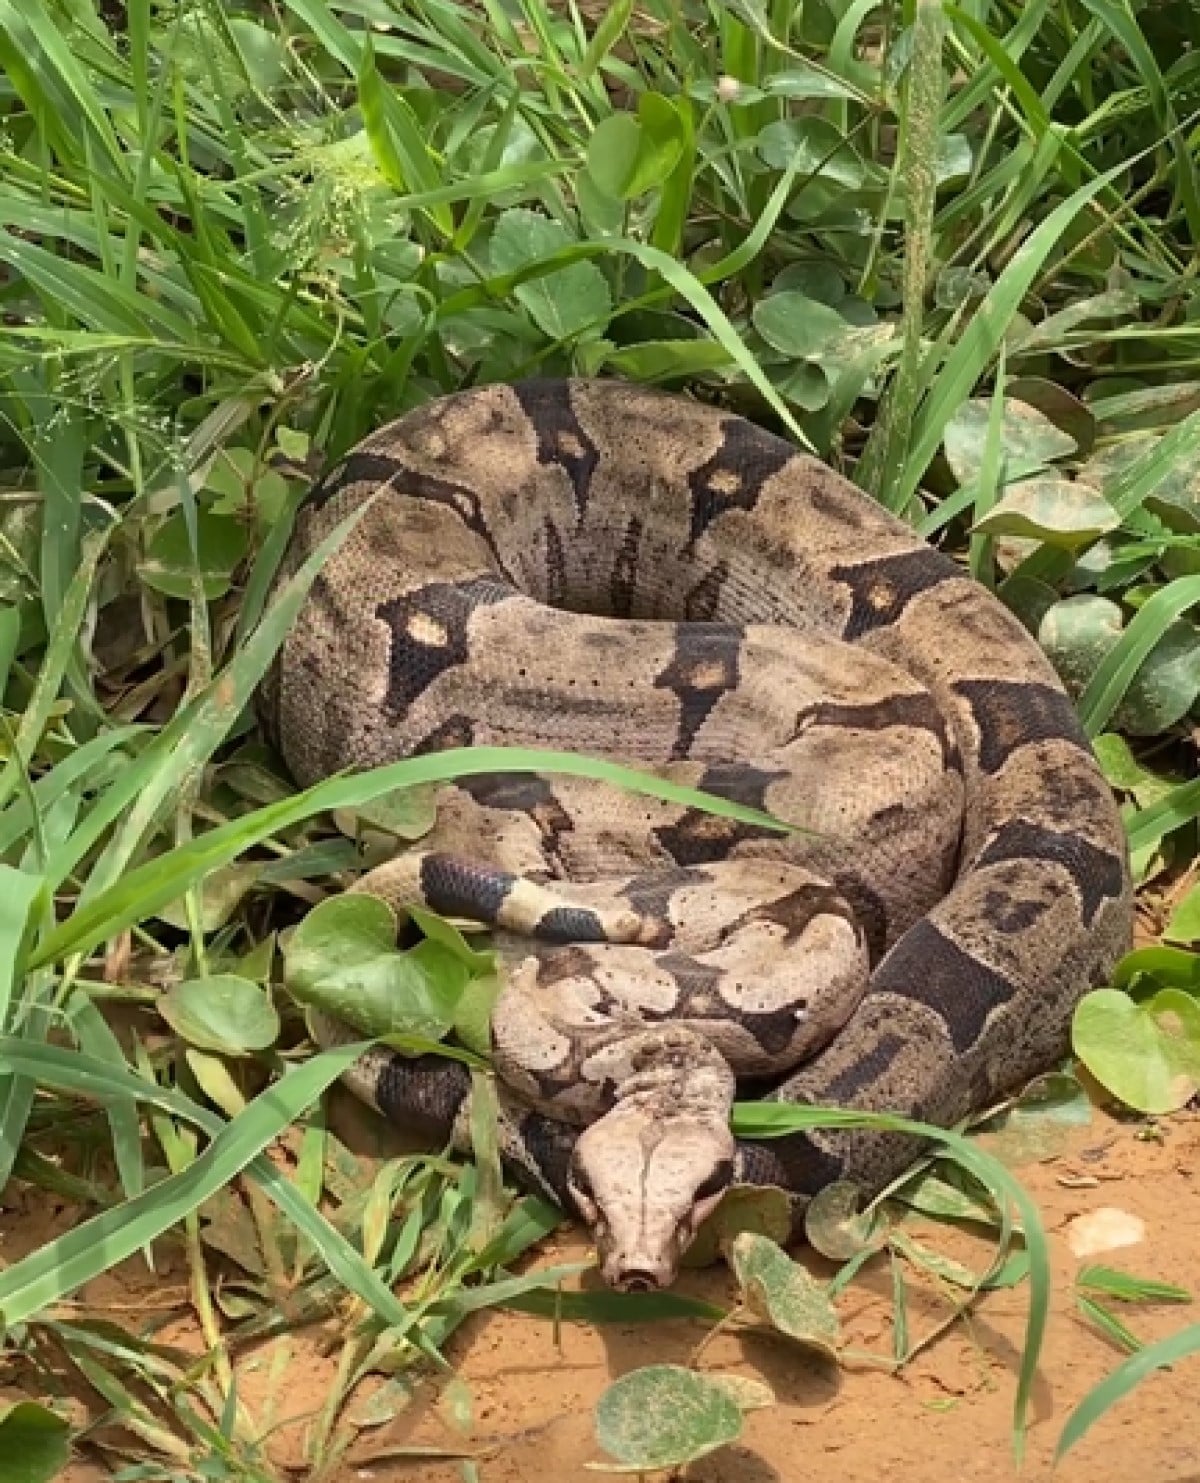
(974, 1072, 1093, 1166)
(804, 1180, 881, 1259)
(159, 974, 280, 1056)
(139, 510, 249, 601)
(944, 398, 1077, 487)
(1039, 595, 1123, 695)
(593, 1365, 746, 1471)
(755, 117, 867, 187)
(1115, 620, 1200, 736)
(283, 895, 469, 1040)
(973, 477, 1119, 546)
(0, 1400, 72, 1483)
(752, 291, 848, 360)
(1073, 988, 1200, 1114)
(1004, 378, 1096, 456)
(683, 1184, 793, 1268)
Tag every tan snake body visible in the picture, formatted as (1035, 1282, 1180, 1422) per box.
(260, 378, 1132, 1288)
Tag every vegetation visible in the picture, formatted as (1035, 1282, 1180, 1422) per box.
(0, 0, 1198, 1474)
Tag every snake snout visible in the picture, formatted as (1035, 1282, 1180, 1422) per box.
(615, 1270, 659, 1293)
(606, 1255, 674, 1292)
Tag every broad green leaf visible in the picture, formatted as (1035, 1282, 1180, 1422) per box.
(0, 1400, 72, 1483)
(683, 1185, 793, 1268)
(728, 1232, 841, 1356)
(973, 477, 1119, 545)
(584, 96, 685, 201)
(804, 1180, 882, 1259)
(944, 398, 1077, 486)
(1077, 575, 1200, 736)
(284, 895, 469, 1039)
(585, 114, 643, 198)
(1040, 596, 1124, 699)
(1113, 945, 1200, 994)
(632, 94, 687, 197)
(755, 117, 867, 187)
(752, 291, 848, 360)
(973, 1073, 1092, 1166)
(158, 974, 281, 1056)
(1072, 988, 1200, 1114)
(490, 208, 611, 340)
(138, 510, 250, 601)
(592, 1366, 749, 1472)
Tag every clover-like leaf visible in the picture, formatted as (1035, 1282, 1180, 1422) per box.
(158, 974, 280, 1057)
(283, 895, 470, 1040)
(591, 1365, 754, 1472)
(804, 1179, 882, 1259)
(1073, 988, 1200, 1114)
(139, 509, 249, 600)
(490, 208, 610, 341)
(974, 1072, 1093, 1166)
(944, 397, 1077, 487)
(683, 1184, 793, 1268)
(752, 291, 848, 360)
(755, 117, 867, 187)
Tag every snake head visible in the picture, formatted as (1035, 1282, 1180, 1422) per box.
(565, 1037, 737, 1291)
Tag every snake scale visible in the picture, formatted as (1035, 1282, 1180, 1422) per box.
(259, 377, 1133, 1290)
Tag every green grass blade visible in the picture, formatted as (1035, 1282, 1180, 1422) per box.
(1057, 1323, 1200, 1459)
(0, 868, 45, 1030)
(0, 531, 110, 816)
(31, 745, 791, 970)
(0, 1038, 433, 1343)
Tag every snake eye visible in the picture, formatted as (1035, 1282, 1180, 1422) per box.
(692, 1157, 735, 1204)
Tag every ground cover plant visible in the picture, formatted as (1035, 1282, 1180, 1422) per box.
(1, 0, 1200, 1475)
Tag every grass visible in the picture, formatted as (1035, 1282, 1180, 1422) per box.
(2, 0, 1200, 1474)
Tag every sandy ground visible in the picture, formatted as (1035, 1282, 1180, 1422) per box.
(4, 1100, 1199, 1483)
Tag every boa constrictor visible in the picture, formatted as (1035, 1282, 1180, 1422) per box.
(259, 378, 1132, 1290)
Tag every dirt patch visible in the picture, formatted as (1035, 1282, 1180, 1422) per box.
(8, 1107, 1198, 1483)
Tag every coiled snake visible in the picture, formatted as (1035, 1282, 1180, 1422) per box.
(260, 378, 1132, 1290)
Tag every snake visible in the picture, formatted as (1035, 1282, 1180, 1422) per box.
(258, 377, 1133, 1291)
